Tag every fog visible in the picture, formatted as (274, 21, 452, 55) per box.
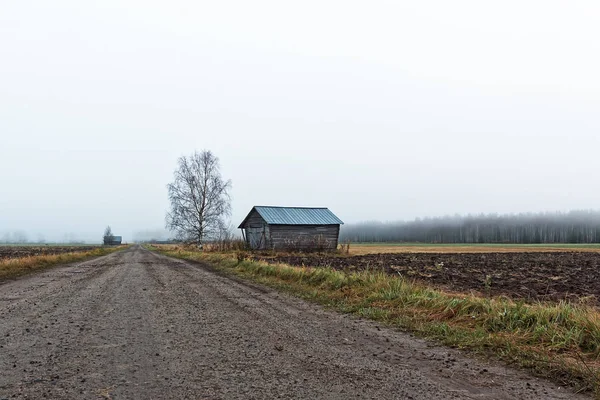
(2, 1, 600, 243)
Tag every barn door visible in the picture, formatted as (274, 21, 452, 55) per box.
(247, 227, 265, 249)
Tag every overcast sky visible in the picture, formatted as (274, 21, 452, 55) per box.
(2, 1, 600, 242)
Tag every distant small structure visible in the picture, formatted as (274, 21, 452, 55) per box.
(104, 236, 122, 245)
(238, 206, 344, 251)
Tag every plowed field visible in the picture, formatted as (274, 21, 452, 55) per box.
(253, 252, 600, 303)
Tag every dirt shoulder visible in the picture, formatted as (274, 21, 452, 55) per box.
(0, 245, 588, 399)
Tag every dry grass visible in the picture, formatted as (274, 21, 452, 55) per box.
(154, 243, 600, 255)
(0, 246, 127, 280)
(150, 245, 600, 395)
(349, 243, 600, 255)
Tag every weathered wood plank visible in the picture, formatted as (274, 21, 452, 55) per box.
(269, 225, 339, 250)
(240, 211, 341, 250)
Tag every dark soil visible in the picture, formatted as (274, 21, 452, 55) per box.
(0, 246, 98, 261)
(252, 252, 600, 304)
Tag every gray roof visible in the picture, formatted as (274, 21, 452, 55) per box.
(238, 206, 344, 228)
(112, 236, 122, 241)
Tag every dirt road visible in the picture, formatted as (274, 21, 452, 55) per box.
(0, 246, 587, 399)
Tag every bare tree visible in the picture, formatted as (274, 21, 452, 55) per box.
(165, 150, 232, 246)
(12, 231, 28, 244)
(0, 232, 10, 244)
(103, 226, 115, 245)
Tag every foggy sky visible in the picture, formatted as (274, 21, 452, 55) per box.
(2, 1, 600, 242)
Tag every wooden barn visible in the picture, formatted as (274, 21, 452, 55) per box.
(238, 206, 344, 251)
(104, 236, 122, 245)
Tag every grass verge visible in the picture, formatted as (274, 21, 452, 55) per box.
(150, 245, 600, 395)
(0, 246, 128, 281)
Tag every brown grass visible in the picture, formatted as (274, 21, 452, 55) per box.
(153, 243, 600, 256)
(0, 246, 127, 280)
(154, 243, 600, 255)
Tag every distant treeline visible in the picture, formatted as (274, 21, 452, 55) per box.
(340, 210, 600, 244)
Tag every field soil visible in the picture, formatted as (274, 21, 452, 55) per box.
(0, 246, 585, 399)
(253, 252, 600, 304)
(0, 246, 99, 261)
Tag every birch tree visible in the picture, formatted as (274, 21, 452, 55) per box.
(165, 150, 232, 246)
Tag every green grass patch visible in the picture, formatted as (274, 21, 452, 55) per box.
(150, 245, 600, 395)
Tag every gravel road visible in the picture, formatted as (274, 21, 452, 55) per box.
(0, 245, 588, 399)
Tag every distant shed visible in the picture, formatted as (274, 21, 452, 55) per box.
(105, 236, 122, 245)
(238, 206, 344, 250)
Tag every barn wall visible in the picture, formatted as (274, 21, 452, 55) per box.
(269, 225, 339, 250)
(241, 210, 270, 249)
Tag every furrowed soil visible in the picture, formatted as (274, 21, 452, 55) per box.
(0, 246, 99, 261)
(252, 252, 600, 304)
(0, 245, 586, 399)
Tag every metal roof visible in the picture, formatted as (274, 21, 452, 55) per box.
(238, 206, 344, 228)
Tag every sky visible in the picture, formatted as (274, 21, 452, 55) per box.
(1, 1, 600, 243)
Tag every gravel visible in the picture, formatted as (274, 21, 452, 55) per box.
(0, 245, 588, 399)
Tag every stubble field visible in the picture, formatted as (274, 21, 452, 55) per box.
(348, 243, 600, 255)
(0, 245, 99, 261)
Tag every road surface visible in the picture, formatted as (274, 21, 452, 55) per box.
(0, 245, 586, 399)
